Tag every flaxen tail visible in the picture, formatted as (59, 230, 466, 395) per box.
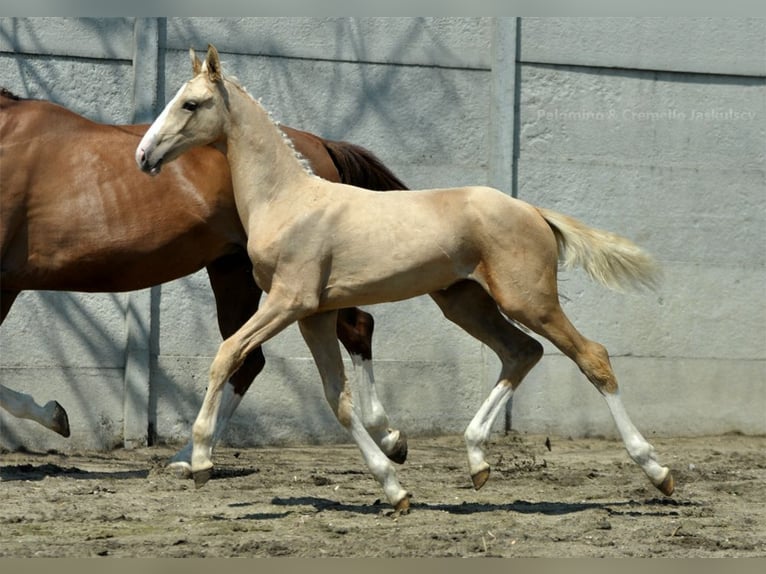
(537, 207, 661, 292)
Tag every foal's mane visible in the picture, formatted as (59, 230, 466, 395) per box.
(221, 74, 315, 177)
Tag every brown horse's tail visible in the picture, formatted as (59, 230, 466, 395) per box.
(323, 139, 408, 191)
(537, 207, 662, 292)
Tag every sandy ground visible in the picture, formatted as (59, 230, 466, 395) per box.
(1, 432, 764, 558)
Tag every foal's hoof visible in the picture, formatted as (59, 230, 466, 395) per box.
(386, 430, 408, 464)
(193, 467, 214, 489)
(167, 461, 193, 479)
(471, 467, 491, 490)
(47, 401, 70, 437)
(392, 493, 412, 517)
(656, 471, 675, 496)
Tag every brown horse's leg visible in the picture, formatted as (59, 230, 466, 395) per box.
(429, 280, 543, 489)
(490, 278, 674, 496)
(167, 252, 266, 477)
(0, 383, 71, 437)
(0, 289, 71, 437)
(336, 307, 407, 464)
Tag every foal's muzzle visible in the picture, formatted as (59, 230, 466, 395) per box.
(136, 147, 163, 176)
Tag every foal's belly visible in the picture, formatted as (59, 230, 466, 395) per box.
(319, 248, 475, 310)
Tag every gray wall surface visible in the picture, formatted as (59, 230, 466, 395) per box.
(1, 17, 764, 452)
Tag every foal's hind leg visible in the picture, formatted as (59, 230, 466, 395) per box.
(299, 311, 411, 514)
(430, 281, 543, 489)
(493, 285, 674, 496)
(336, 307, 408, 464)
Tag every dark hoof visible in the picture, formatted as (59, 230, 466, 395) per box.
(471, 467, 490, 490)
(49, 401, 70, 437)
(193, 467, 213, 489)
(387, 431, 408, 464)
(657, 471, 675, 496)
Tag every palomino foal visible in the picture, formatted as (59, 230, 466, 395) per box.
(137, 45, 674, 514)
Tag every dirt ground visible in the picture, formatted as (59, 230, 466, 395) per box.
(1, 432, 764, 558)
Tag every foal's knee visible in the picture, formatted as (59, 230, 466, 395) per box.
(210, 338, 244, 382)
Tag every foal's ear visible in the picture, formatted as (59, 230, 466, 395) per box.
(205, 44, 223, 83)
(190, 48, 202, 76)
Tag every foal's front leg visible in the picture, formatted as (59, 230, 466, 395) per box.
(299, 311, 411, 514)
(190, 293, 304, 487)
(169, 254, 265, 477)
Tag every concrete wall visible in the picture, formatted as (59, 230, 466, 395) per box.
(1, 17, 764, 452)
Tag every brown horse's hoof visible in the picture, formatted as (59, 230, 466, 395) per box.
(657, 471, 675, 496)
(49, 401, 71, 438)
(471, 467, 491, 490)
(387, 431, 408, 464)
(392, 493, 412, 517)
(193, 467, 213, 489)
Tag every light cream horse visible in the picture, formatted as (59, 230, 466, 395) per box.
(136, 45, 674, 514)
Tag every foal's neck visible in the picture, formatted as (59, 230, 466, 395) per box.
(224, 82, 313, 214)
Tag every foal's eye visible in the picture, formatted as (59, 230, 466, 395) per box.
(182, 101, 199, 112)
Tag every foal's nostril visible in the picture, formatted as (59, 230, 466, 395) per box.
(136, 147, 150, 171)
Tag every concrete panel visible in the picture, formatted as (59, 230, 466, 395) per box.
(521, 18, 766, 77)
(519, 64, 764, 171)
(0, 53, 134, 122)
(0, 17, 135, 60)
(0, 292, 127, 368)
(167, 17, 493, 69)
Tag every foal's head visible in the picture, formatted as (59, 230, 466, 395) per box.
(136, 44, 228, 175)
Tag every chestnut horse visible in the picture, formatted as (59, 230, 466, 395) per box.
(0, 87, 408, 470)
(138, 45, 674, 514)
